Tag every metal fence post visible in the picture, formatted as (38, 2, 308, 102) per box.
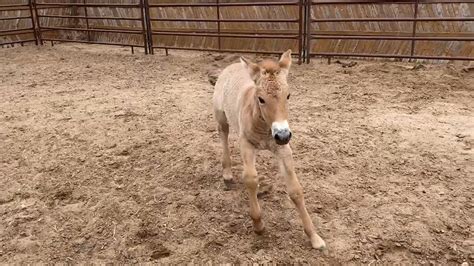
(32, 0, 43, 45)
(217, 0, 221, 51)
(302, 0, 305, 63)
(143, 0, 153, 54)
(83, 0, 91, 42)
(298, 0, 303, 64)
(139, 0, 148, 54)
(410, 0, 419, 61)
(305, 0, 311, 63)
(28, 0, 38, 45)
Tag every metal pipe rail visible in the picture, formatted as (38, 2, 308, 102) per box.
(38, 15, 142, 21)
(306, 0, 474, 62)
(146, 0, 304, 64)
(0, 16, 32, 21)
(312, 17, 474, 22)
(311, 0, 474, 4)
(151, 31, 299, 39)
(35, 3, 141, 8)
(314, 52, 474, 61)
(150, 18, 300, 23)
(310, 35, 474, 41)
(35, 1, 148, 54)
(40, 26, 143, 35)
(152, 46, 299, 55)
(148, 2, 300, 7)
(0, 2, 38, 46)
(151, 29, 299, 35)
(0, 4, 31, 11)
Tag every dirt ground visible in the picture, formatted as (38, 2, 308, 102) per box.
(0, 44, 473, 264)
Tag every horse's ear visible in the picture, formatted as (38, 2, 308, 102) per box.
(240, 56, 260, 81)
(279, 49, 292, 70)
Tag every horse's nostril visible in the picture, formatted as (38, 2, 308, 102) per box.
(274, 134, 282, 141)
(274, 130, 291, 145)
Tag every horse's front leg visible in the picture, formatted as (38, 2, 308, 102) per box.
(240, 138, 264, 234)
(275, 144, 326, 250)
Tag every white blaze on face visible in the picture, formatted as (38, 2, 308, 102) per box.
(271, 120, 290, 137)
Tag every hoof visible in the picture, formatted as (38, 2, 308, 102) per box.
(257, 182, 273, 198)
(253, 221, 265, 235)
(311, 234, 326, 251)
(223, 178, 237, 190)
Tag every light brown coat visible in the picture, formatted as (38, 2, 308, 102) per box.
(212, 50, 326, 250)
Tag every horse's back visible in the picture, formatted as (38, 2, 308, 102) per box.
(213, 62, 254, 132)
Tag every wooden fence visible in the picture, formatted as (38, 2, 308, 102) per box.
(1, 0, 473, 62)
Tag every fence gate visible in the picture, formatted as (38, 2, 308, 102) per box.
(0, 1, 38, 47)
(33, 0, 148, 54)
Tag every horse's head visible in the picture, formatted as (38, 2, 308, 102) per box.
(240, 50, 293, 145)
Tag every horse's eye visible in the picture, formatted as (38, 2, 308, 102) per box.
(287, 94, 290, 100)
(258, 97, 265, 104)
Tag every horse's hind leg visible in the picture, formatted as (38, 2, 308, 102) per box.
(215, 110, 235, 189)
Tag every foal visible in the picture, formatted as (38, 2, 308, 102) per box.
(212, 50, 326, 250)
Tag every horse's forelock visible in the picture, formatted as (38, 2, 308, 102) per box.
(256, 59, 287, 97)
(259, 59, 280, 74)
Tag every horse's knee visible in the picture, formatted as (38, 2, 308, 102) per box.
(243, 169, 258, 189)
(242, 168, 264, 233)
(288, 185, 304, 204)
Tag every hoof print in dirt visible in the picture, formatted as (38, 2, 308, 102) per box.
(207, 68, 222, 86)
(150, 244, 171, 260)
(257, 183, 273, 198)
(223, 179, 238, 191)
(2, 44, 473, 264)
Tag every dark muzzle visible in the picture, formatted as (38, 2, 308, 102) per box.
(274, 129, 292, 145)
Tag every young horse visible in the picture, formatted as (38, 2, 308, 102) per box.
(212, 50, 326, 250)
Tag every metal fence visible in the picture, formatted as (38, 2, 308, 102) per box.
(34, 1, 148, 54)
(0, 1, 38, 47)
(305, 0, 474, 62)
(1, 0, 473, 63)
(145, 1, 305, 64)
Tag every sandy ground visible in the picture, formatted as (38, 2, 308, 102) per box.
(0, 44, 473, 264)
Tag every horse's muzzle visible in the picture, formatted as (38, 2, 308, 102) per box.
(274, 129, 292, 145)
